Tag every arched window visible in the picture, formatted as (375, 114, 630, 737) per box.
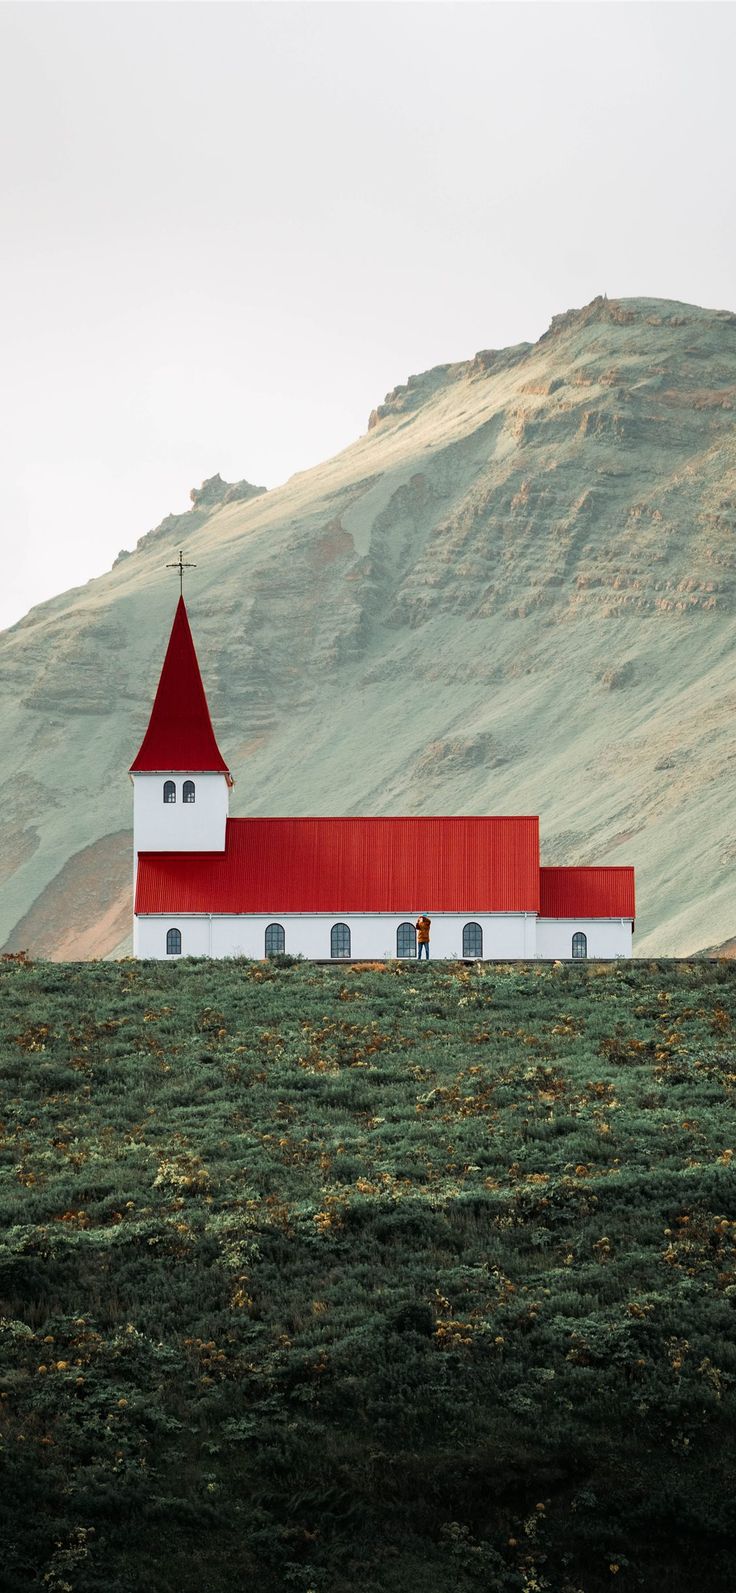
(572, 931, 588, 959)
(265, 922, 285, 956)
(463, 922, 483, 958)
(331, 922, 351, 959)
(166, 927, 182, 956)
(163, 780, 176, 804)
(183, 780, 196, 804)
(397, 922, 417, 958)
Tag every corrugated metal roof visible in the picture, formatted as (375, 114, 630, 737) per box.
(540, 866, 636, 919)
(135, 815, 541, 914)
(130, 597, 230, 775)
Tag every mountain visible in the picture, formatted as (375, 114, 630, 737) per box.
(2, 294, 736, 959)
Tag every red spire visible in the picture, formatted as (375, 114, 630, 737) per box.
(130, 597, 230, 774)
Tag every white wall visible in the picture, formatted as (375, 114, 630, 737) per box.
(132, 773, 229, 862)
(135, 913, 634, 961)
(535, 918, 633, 959)
(134, 911, 538, 961)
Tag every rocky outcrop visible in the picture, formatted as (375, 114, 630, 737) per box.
(190, 472, 267, 509)
(112, 473, 267, 565)
(367, 343, 531, 428)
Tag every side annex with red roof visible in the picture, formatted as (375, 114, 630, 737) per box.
(131, 600, 635, 961)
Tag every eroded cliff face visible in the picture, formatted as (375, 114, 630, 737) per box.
(2, 295, 736, 958)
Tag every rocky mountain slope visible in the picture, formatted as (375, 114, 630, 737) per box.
(2, 294, 736, 958)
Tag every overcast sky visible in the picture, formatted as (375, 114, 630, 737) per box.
(1, 0, 735, 631)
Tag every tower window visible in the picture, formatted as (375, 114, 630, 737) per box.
(572, 931, 588, 959)
(265, 922, 285, 956)
(462, 921, 483, 958)
(397, 921, 417, 958)
(163, 780, 176, 803)
(331, 922, 351, 959)
(166, 927, 182, 956)
(183, 780, 196, 804)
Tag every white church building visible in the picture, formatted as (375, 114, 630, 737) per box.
(131, 598, 635, 961)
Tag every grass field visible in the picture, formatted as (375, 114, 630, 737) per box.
(2, 955, 736, 1592)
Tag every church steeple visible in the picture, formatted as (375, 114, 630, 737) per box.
(130, 596, 230, 777)
(130, 597, 231, 873)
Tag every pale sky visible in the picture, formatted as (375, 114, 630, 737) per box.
(1, 0, 735, 632)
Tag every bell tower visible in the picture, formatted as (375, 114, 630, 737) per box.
(129, 593, 232, 875)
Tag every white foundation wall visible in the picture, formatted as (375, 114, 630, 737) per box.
(535, 918, 633, 959)
(134, 912, 538, 961)
(134, 913, 634, 961)
(132, 774, 229, 861)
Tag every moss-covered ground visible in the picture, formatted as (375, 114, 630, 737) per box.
(2, 956, 736, 1592)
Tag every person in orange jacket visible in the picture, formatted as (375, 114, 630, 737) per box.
(415, 914, 431, 960)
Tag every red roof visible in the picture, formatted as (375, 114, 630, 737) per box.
(130, 597, 229, 775)
(135, 815, 541, 915)
(540, 866, 636, 919)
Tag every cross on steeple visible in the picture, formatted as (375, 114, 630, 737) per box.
(166, 550, 197, 596)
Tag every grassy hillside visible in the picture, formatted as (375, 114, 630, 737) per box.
(2, 295, 736, 958)
(2, 956, 736, 1591)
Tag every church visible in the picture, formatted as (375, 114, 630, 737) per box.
(131, 596, 636, 961)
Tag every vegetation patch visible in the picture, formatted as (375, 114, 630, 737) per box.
(1, 957, 736, 1591)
